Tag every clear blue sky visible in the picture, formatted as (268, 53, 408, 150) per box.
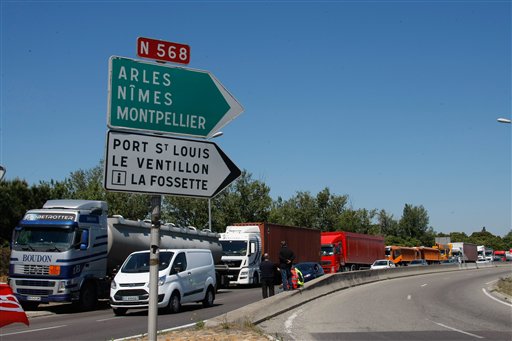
(1, 1, 510, 237)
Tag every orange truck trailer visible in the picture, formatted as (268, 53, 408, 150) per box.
(385, 245, 420, 266)
(321, 231, 385, 273)
(416, 246, 441, 264)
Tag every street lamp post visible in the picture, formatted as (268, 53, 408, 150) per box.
(207, 132, 224, 231)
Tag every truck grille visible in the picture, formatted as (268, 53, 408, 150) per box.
(16, 264, 50, 275)
(17, 288, 52, 296)
(222, 260, 242, 268)
(16, 280, 56, 287)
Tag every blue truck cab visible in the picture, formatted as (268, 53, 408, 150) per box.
(9, 200, 108, 310)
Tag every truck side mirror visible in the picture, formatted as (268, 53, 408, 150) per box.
(80, 230, 89, 250)
(250, 242, 256, 256)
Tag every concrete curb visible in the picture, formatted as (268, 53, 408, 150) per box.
(205, 263, 506, 328)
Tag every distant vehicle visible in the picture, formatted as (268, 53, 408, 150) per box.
(494, 250, 506, 261)
(408, 259, 428, 267)
(476, 258, 491, 265)
(439, 259, 457, 265)
(321, 231, 384, 273)
(415, 246, 440, 264)
(110, 249, 216, 316)
(219, 222, 320, 286)
(370, 259, 396, 270)
(385, 245, 419, 266)
(450, 242, 478, 262)
(294, 262, 325, 283)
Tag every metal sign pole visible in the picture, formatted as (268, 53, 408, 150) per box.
(148, 195, 161, 341)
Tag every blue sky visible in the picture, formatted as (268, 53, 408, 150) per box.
(1, 1, 510, 237)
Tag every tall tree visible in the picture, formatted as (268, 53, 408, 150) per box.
(398, 204, 429, 239)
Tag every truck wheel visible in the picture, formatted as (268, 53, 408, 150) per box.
(113, 307, 127, 316)
(79, 282, 98, 311)
(252, 273, 260, 287)
(202, 286, 215, 308)
(167, 292, 181, 314)
(350, 264, 356, 271)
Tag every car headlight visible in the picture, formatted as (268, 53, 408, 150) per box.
(158, 275, 166, 286)
(111, 280, 117, 290)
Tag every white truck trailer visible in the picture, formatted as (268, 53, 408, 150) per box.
(8, 200, 222, 310)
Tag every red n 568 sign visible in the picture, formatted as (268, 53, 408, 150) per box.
(137, 37, 190, 65)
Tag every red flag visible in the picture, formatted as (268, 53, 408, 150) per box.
(0, 283, 30, 327)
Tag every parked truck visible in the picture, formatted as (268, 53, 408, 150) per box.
(8, 200, 223, 310)
(416, 246, 441, 264)
(321, 231, 385, 273)
(450, 242, 478, 262)
(218, 222, 320, 286)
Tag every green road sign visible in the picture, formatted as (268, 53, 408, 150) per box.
(107, 56, 243, 138)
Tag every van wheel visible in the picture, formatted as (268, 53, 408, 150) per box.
(113, 307, 127, 316)
(79, 282, 97, 311)
(202, 286, 215, 308)
(168, 292, 181, 314)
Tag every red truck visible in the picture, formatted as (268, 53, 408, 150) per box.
(321, 231, 385, 273)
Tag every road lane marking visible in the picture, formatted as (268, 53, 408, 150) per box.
(485, 279, 498, 285)
(482, 288, 512, 307)
(0, 325, 67, 336)
(285, 311, 299, 334)
(407, 294, 412, 300)
(432, 321, 484, 339)
(421, 284, 428, 287)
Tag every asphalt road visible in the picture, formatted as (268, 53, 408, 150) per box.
(259, 265, 512, 340)
(0, 286, 262, 340)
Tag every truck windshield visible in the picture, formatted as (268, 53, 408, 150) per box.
(321, 245, 334, 256)
(220, 240, 247, 256)
(12, 226, 76, 252)
(121, 251, 174, 273)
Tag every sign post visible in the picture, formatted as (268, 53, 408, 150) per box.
(105, 48, 243, 341)
(107, 56, 243, 138)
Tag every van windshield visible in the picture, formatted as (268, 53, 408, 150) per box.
(121, 251, 174, 273)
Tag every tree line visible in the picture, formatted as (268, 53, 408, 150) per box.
(1, 161, 511, 251)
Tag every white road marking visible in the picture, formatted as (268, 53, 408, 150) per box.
(432, 321, 484, 339)
(284, 308, 304, 340)
(485, 279, 498, 285)
(0, 325, 67, 336)
(421, 284, 428, 287)
(407, 294, 412, 300)
(482, 288, 512, 307)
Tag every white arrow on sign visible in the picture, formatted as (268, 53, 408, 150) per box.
(104, 130, 241, 198)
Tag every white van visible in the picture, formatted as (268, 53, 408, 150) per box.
(110, 249, 216, 316)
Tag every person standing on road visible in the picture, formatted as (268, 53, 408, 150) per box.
(259, 253, 276, 298)
(279, 241, 295, 291)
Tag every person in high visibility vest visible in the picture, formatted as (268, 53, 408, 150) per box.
(290, 266, 304, 289)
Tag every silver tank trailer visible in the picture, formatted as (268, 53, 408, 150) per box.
(107, 216, 222, 274)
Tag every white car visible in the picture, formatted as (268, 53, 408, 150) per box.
(110, 249, 216, 316)
(370, 259, 396, 270)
